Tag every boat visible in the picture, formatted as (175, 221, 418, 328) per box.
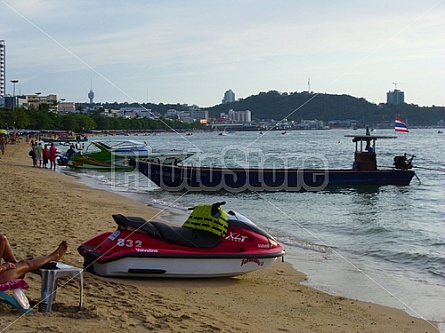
(131, 128, 416, 191)
(218, 128, 228, 136)
(78, 202, 285, 278)
(41, 136, 88, 143)
(67, 140, 194, 171)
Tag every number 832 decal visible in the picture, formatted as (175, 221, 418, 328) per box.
(116, 238, 142, 247)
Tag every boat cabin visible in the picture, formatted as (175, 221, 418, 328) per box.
(345, 127, 396, 171)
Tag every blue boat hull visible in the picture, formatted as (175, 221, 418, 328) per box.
(135, 162, 415, 192)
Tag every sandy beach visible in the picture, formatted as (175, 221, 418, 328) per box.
(0, 139, 439, 333)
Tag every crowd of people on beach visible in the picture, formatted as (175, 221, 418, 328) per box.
(28, 140, 57, 170)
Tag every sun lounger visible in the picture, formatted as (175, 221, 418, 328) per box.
(0, 279, 33, 314)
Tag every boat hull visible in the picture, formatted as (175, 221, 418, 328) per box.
(135, 161, 415, 191)
(91, 254, 281, 278)
(67, 153, 193, 171)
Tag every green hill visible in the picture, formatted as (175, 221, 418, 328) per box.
(204, 90, 445, 127)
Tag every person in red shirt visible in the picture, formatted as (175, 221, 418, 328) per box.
(49, 143, 57, 170)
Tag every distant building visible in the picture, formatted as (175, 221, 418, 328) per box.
(4, 95, 26, 109)
(186, 105, 208, 122)
(0, 40, 5, 98)
(227, 109, 251, 123)
(58, 101, 76, 114)
(222, 89, 235, 104)
(40, 94, 57, 105)
(165, 106, 208, 123)
(387, 89, 405, 105)
(119, 106, 154, 118)
(25, 94, 58, 109)
(27, 94, 41, 109)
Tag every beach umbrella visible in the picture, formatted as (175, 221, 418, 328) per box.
(0, 129, 8, 135)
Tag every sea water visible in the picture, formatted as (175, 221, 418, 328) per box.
(61, 129, 445, 329)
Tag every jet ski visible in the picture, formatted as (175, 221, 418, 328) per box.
(78, 202, 285, 278)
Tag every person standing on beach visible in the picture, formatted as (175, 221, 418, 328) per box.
(49, 143, 57, 170)
(29, 143, 37, 167)
(42, 144, 50, 168)
(36, 142, 43, 167)
(0, 135, 6, 156)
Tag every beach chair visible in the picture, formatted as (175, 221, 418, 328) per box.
(0, 279, 34, 314)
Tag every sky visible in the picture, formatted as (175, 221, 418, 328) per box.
(1, 0, 444, 107)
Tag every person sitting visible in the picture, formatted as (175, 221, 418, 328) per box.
(0, 233, 68, 284)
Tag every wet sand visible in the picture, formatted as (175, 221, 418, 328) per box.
(0, 139, 439, 332)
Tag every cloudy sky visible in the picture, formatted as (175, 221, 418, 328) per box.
(1, 0, 444, 107)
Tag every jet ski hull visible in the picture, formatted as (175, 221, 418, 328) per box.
(90, 254, 282, 278)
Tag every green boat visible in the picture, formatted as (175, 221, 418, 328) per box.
(67, 140, 194, 171)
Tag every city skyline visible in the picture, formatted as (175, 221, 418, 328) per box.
(1, 1, 444, 107)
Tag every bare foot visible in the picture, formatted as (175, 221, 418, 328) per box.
(54, 240, 68, 261)
(1, 262, 16, 271)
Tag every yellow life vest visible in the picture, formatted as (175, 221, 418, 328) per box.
(182, 204, 229, 237)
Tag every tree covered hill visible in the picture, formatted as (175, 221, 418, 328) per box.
(203, 90, 445, 127)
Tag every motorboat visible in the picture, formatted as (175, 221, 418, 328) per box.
(67, 140, 194, 171)
(78, 202, 285, 278)
(131, 127, 416, 191)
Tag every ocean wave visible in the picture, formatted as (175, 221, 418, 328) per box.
(367, 249, 445, 277)
(280, 237, 332, 254)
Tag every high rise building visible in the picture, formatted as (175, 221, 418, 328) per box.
(222, 89, 235, 104)
(387, 89, 405, 105)
(0, 40, 5, 98)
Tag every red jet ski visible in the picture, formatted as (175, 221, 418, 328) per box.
(78, 202, 285, 278)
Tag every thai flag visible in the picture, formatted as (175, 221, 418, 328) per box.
(395, 117, 409, 132)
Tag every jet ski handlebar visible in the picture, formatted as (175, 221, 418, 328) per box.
(188, 202, 227, 216)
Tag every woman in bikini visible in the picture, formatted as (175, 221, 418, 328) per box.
(0, 233, 67, 284)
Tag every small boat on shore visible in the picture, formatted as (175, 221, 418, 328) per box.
(132, 128, 416, 191)
(67, 140, 194, 171)
(78, 202, 285, 278)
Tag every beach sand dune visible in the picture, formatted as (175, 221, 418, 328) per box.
(0, 140, 438, 332)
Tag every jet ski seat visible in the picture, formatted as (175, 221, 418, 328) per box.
(112, 214, 162, 239)
(112, 214, 221, 248)
(150, 222, 221, 248)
